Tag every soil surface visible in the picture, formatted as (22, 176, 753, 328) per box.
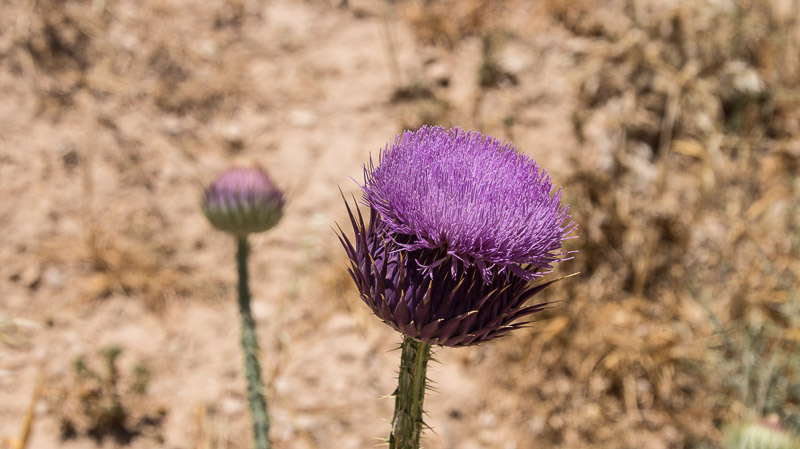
(0, 1, 579, 448)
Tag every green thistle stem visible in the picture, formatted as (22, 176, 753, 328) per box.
(236, 236, 272, 449)
(389, 336, 431, 449)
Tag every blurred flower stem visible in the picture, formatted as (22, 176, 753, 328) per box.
(202, 165, 283, 449)
(389, 337, 431, 449)
(236, 236, 272, 449)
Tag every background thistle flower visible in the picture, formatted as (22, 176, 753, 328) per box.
(202, 166, 285, 237)
(338, 126, 577, 449)
(202, 165, 284, 449)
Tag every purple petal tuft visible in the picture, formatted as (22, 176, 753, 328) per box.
(362, 126, 576, 281)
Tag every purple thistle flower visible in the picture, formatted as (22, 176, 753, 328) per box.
(202, 166, 285, 237)
(339, 126, 577, 347)
(363, 126, 576, 281)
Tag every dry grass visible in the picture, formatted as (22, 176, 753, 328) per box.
(490, 0, 800, 447)
(11, 0, 251, 119)
(46, 346, 166, 445)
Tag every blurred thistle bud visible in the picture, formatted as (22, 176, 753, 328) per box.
(202, 166, 285, 237)
(723, 416, 800, 449)
(338, 126, 577, 347)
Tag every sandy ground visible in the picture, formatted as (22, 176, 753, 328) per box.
(0, 1, 585, 448)
(4, 1, 800, 448)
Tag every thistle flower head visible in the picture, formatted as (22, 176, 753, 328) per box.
(363, 126, 576, 281)
(202, 166, 285, 237)
(339, 126, 577, 347)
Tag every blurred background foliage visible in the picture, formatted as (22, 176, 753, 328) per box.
(1, 0, 799, 448)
